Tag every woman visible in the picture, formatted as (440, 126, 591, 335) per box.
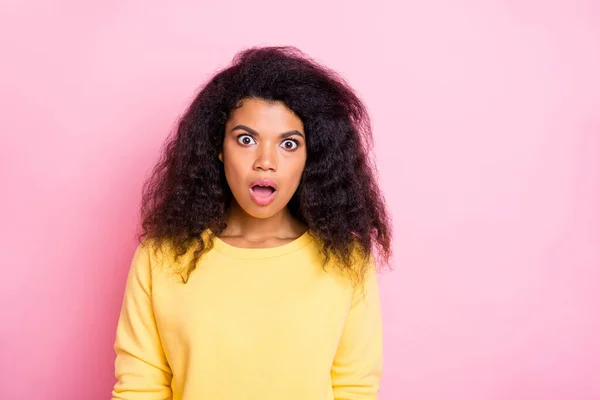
(112, 46, 392, 400)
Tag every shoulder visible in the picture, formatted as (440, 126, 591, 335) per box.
(129, 237, 200, 280)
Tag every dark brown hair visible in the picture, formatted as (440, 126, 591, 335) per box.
(139, 46, 393, 283)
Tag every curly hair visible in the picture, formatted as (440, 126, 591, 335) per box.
(139, 46, 392, 284)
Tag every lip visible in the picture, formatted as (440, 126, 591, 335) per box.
(249, 178, 279, 190)
(249, 178, 278, 206)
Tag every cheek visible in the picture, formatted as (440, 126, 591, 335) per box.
(223, 144, 244, 173)
(223, 156, 244, 186)
(296, 151, 307, 175)
(225, 161, 243, 183)
(284, 158, 306, 188)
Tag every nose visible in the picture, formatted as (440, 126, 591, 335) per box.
(253, 143, 277, 172)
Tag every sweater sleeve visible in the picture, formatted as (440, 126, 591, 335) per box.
(111, 242, 173, 400)
(331, 257, 384, 400)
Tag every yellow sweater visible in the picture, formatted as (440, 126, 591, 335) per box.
(111, 229, 383, 400)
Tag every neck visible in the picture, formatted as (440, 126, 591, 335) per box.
(221, 200, 306, 241)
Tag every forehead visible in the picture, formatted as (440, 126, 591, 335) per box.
(227, 98, 304, 132)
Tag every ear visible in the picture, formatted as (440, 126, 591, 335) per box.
(218, 152, 223, 162)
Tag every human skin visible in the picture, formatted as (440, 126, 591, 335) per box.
(218, 97, 308, 247)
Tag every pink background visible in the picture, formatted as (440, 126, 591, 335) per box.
(1, 1, 599, 399)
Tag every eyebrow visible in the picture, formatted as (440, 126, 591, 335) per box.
(230, 124, 305, 139)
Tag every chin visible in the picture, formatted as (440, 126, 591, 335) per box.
(248, 208, 282, 219)
(239, 202, 285, 219)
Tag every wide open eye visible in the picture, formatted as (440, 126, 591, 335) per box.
(280, 139, 299, 150)
(237, 134, 256, 146)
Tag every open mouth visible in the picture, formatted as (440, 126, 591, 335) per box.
(249, 183, 277, 205)
(251, 185, 276, 197)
